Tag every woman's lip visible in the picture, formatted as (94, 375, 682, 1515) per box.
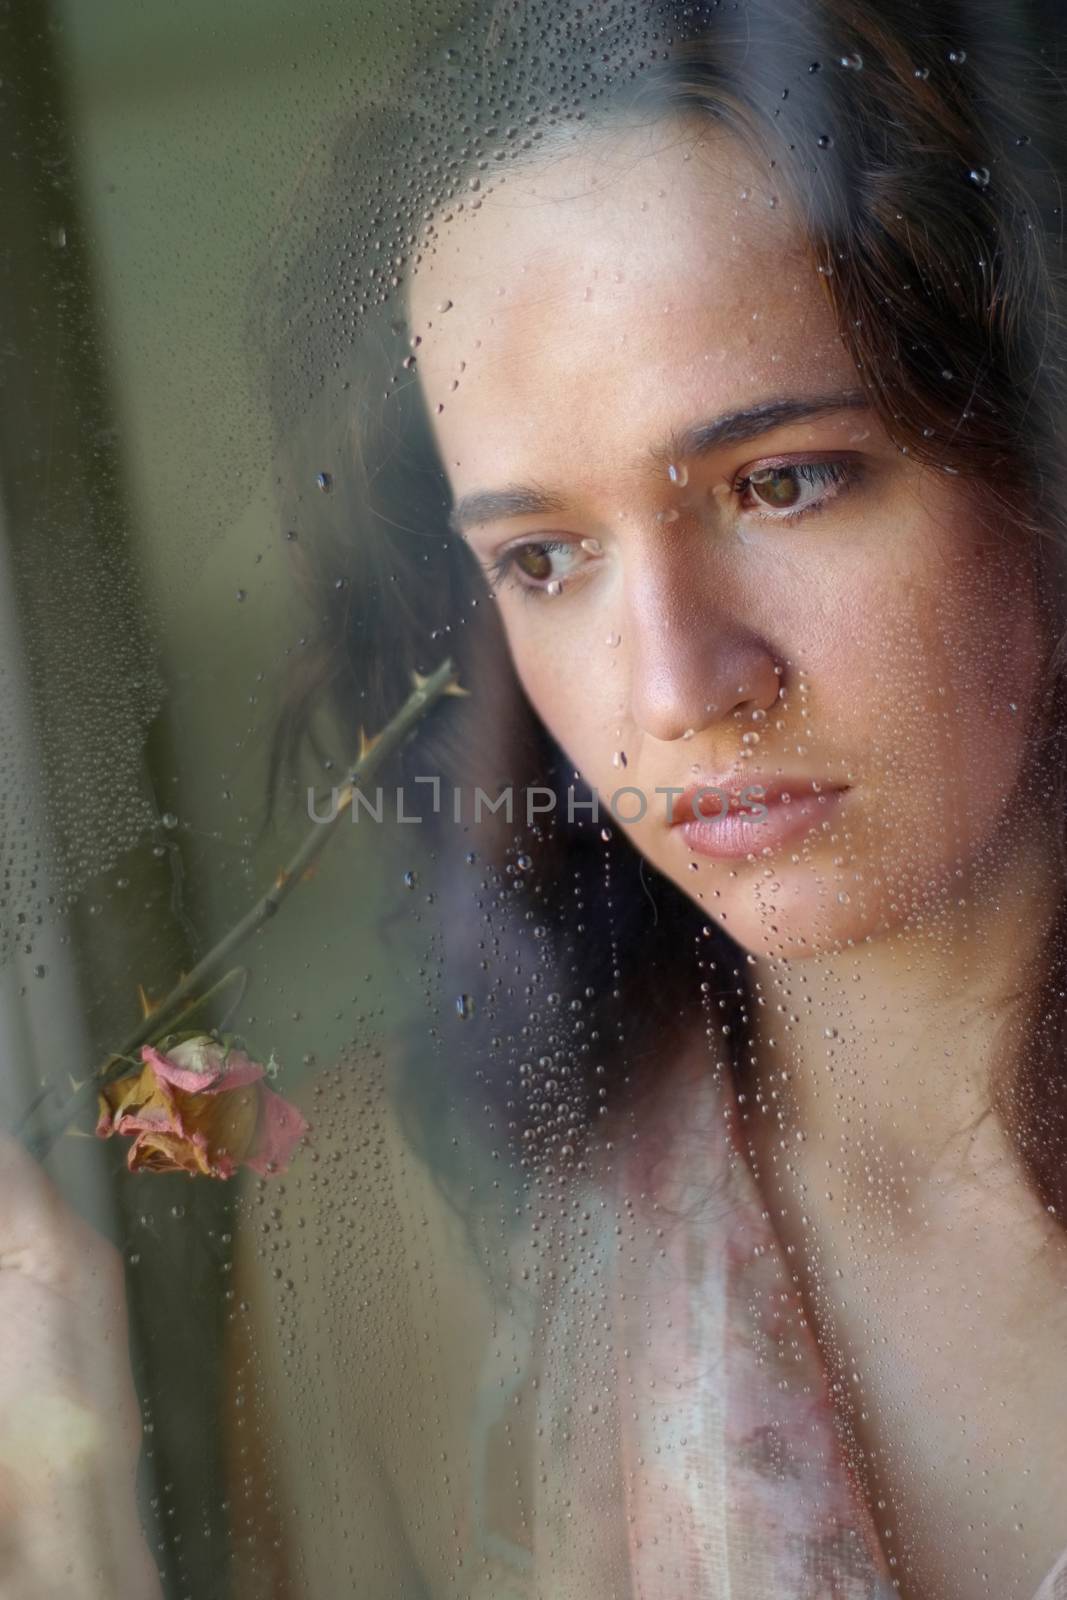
(670, 780, 850, 861)
(669, 777, 848, 826)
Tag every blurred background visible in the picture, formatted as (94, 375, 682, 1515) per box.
(0, 5, 466, 1593)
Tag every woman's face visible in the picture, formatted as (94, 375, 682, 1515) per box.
(408, 116, 1048, 959)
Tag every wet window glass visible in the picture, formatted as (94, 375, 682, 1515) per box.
(3, 2, 1067, 1597)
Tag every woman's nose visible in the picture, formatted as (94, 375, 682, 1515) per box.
(623, 552, 781, 743)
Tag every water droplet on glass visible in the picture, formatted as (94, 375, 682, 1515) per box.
(657, 506, 680, 525)
(839, 51, 863, 69)
(968, 166, 991, 189)
(161, 812, 178, 830)
(613, 750, 628, 768)
(667, 462, 689, 487)
(580, 536, 602, 553)
(913, 65, 930, 79)
(817, 134, 833, 149)
(403, 869, 418, 889)
(948, 48, 967, 64)
(33, 965, 46, 978)
(545, 578, 563, 596)
(605, 631, 621, 648)
(437, 299, 453, 312)
(456, 994, 476, 1020)
(516, 853, 533, 871)
(316, 471, 333, 493)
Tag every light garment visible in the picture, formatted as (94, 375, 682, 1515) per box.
(469, 1048, 1067, 1600)
(233, 1024, 1066, 1598)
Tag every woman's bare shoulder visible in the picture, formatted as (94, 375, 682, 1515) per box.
(235, 1035, 496, 1368)
(226, 1038, 503, 1595)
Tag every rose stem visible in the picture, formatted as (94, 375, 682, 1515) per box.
(17, 656, 464, 1161)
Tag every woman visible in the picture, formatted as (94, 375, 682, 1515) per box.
(245, 0, 1067, 1594)
(4, 0, 1067, 1596)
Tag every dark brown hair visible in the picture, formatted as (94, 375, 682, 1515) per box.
(255, 0, 1067, 1218)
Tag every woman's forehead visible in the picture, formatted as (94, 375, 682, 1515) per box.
(408, 121, 798, 325)
(406, 127, 849, 470)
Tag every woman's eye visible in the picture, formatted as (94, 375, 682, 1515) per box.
(480, 461, 856, 598)
(736, 458, 856, 522)
(484, 538, 583, 597)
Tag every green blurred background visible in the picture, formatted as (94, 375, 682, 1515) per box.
(0, 4, 464, 1593)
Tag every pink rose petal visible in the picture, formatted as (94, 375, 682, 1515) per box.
(143, 1040, 265, 1095)
(244, 1086, 309, 1176)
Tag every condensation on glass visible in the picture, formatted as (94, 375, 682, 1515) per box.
(2, 3, 1067, 1599)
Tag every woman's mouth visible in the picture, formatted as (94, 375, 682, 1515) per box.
(669, 777, 850, 861)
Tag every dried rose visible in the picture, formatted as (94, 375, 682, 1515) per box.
(95, 1034, 308, 1178)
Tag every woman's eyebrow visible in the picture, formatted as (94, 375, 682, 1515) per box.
(447, 390, 871, 536)
(651, 390, 871, 468)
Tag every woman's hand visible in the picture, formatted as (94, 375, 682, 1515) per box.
(0, 1129, 162, 1599)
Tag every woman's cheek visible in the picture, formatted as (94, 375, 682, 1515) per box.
(843, 568, 1042, 882)
(513, 626, 620, 783)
